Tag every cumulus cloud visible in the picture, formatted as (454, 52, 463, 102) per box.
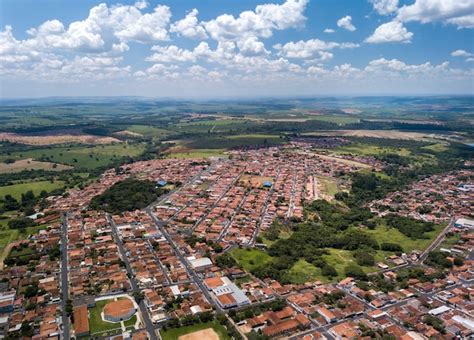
(337, 16, 356, 31)
(365, 21, 413, 43)
(170, 9, 207, 40)
(203, 0, 308, 42)
(451, 49, 472, 57)
(323, 28, 335, 33)
(397, 0, 474, 29)
(369, 0, 399, 15)
(274, 38, 359, 58)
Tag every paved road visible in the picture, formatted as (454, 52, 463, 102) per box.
(60, 213, 70, 340)
(419, 217, 455, 263)
(107, 214, 158, 340)
(145, 208, 224, 314)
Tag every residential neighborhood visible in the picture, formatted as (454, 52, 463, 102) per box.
(0, 142, 472, 339)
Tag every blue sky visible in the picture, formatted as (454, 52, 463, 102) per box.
(0, 0, 473, 98)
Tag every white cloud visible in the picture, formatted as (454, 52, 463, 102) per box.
(146, 45, 196, 63)
(274, 38, 359, 58)
(170, 9, 208, 40)
(365, 20, 413, 43)
(203, 0, 308, 42)
(451, 49, 472, 57)
(337, 16, 356, 31)
(397, 0, 474, 29)
(237, 37, 269, 55)
(323, 28, 335, 33)
(369, 0, 399, 15)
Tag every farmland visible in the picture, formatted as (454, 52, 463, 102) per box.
(0, 143, 146, 169)
(0, 180, 65, 200)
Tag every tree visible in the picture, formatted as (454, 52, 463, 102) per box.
(3, 195, 20, 211)
(321, 265, 338, 277)
(345, 265, 368, 280)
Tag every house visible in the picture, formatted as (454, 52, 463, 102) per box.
(317, 306, 337, 323)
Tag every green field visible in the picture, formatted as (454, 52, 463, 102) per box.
(0, 143, 146, 169)
(421, 143, 449, 152)
(230, 248, 273, 272)
(286, 259, 329, 284)
(0, 218, 51, 266)
(160, 321, 230, 340)
(334, 144, 411, 157)
(366, 222, 446, 253)
(187, 135, 286, 149)
(316, 175, 339, 197)
(307, 115, 360, 125)
(0, 180, 65, 200)
(167, 149, 226, 159)
(126, 124, 173, 138)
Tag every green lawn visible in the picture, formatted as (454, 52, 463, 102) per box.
(160, 321, 230, 340)
(0, 143, 146, 169)
(88, 299, 137, 335)
(230, 248, 273, 272)
(0, 180, 65, 200)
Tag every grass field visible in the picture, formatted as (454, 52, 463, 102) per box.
(230, 248, 273, 272)
(334, 144, 411, 157)
(365, 222, 446, 253)
(0, 180, 65, 200)
(0, 159, 72, 174)
(421, 143, 449, 152)
(316, 175, 338, 198)
(286, 259, 329, 284)
(160, 321, 230, 340)
(187, 135, 286, 149)
(0, 218, 50, 267)
(0, 143, 146, 169)
(307, 115, 360, 125)
(167, 148, 226, 159)
(126, 124, 174, 138)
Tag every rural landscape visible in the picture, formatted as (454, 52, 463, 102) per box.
(1, 0, 474, 339)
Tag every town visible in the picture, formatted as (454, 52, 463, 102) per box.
(0, 141, 472, 340)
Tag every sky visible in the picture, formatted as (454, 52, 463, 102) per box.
(0, 0, 473, 98)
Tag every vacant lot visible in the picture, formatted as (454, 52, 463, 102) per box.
(230, 248, 272, 272)
(160, 321, 230, 340)
(366, 222, 446, 253)
(0, 132, 119, 145)
(0, 180, 65, 200)
(0, 158, 72, 173)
